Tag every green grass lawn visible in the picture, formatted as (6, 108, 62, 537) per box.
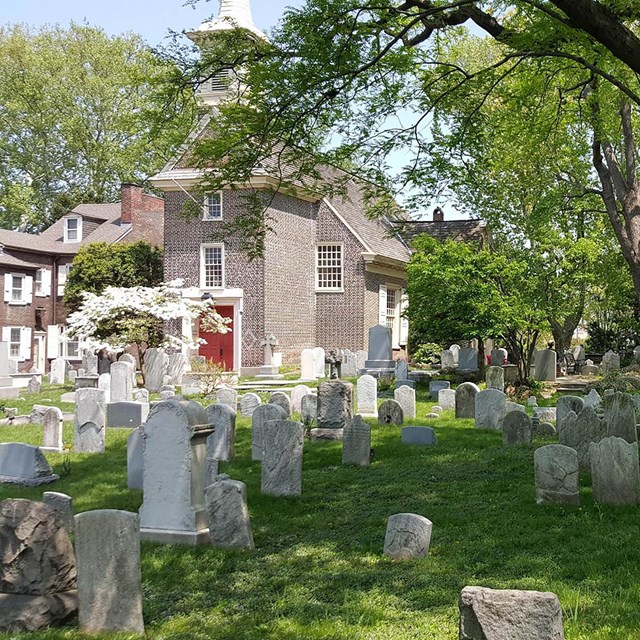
(1, 386, 639, 639)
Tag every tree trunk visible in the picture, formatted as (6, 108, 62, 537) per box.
(477, 337, 486, 380)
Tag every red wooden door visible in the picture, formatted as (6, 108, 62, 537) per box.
(199, 305, 234, 370)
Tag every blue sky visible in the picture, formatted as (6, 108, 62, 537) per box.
(0, 0, 303, 46)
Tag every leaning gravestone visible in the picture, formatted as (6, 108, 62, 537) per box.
(485, 366, 504, 391)
(429, 380, 450, 400)
(261, 419, 304, 496)
(455, 382, 480, 419)
(42, 407, 63, 452)
(110, 362, 133, 402)
(556, 395, 585, 434)
(106, 401, 149, 429)
(384, 513, 432, 560)
(474, 389, 506, 431)
(301, 393, 317, 425)
(559, 406, 607, 472)
(534, 349, 557, 382)
(502, 411, 532, 446)
(74, 389, 106, 453)
(317, 381, 353, 429)
(342, 415, 371, 466)
(42, 492, 74, 535)
(438, 388, 456, 411)
(269, 391, 291, 417)
(239, 393, 261, 417)
(401, 426, 437, 446)
(356, 375, 377, 416)
(204, 475, 254, 550)
(534, 445, 579, 506)
(0, 499, 77, 632)
(378, 399, 404, 425)
(0, 443, 58, 485)
(216, 387, 238, 412)
(127, 428, 144, 491)
(144, 348, 166, 393)
(251, 404, 287, 461)
(139, 399, 214, 544)
(603, 391, 637, 443)
(590, 436, 640, 506)
(75, 510, 144, 634)
(394, 385, 416, 420)
(459, 586, 564, 640)
(290, 385, 312, 414)
(205, 403, 236, 463)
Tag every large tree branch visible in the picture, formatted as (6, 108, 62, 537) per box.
(620, 99, 637, 190)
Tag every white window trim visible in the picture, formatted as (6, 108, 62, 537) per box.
(2, 326, 31, 362)
(4, 272, 32, 306)
(382, 284, 402, 349)
(315, 242, 344, 293)
(63, 215, 82, 243)
(35, 269, 52, 297)
(200, 243, 225, 289)
(203, 192, 223, 221)
(58, 325, 82, 361)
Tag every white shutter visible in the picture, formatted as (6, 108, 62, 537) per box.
(400, 289, 409, 346)
(1, 326, 10, 342)
(378, 284, 387, 326)
(47, 325, 60, 359)
(24, 275, 33, 304)
(57, 265, 68, 297)
(41, 269, 52, 297)
(20, 327, 31, 361)
(3, 274, 10, 302)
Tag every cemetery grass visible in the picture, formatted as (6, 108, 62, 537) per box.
(1, 392, 640, 638)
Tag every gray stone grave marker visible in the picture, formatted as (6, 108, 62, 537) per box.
(74, 389, 106, 454)
(251, 404, 287, 461)
(384, 513, 432, 560)
(261, 419, 304, 496)
(455, 382, 480, 419)
(0, 443, 58, 485)
(342, 415, 371, 466)
(317, 381, 353, 429)
(204, 475, 254, 550)
(401, 426, 437, 446)
(534, 445, 579, 506)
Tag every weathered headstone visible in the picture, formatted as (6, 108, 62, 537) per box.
(290, 385, 311, 414)
(485, 366, 504, 391)
(301, 393, 317, 425)
(459, 586, 564, 640)
(134, 388, 149, 403)
(441, 349, 456, 370)
(268, 391, 291, 417)
(342, 415, 371, 466)
(449, 344, 460, 364)
(144, 348, 166, 393)
(590, 436, 640, 505)
(355, 350, 367, 371)
(239, 392, 261, 417)
(205, 403, 236, 462)
(384, 513, 432, 560)
(559, 406, 607, 472)
(395, 359, 408, 381)
(49, 358, 66, 385)
(110, 361, 133, 402)
(74, 388, 106, 453)
(378, 399, 404, 425)
(0, 443, 58, 485)
(490, 348, 508, 366)
(97, 373, 111, 403)
(455, 382, 480, 419)
(251, 404, 287, 461)
(502, 411, 532, 446)
(534, 349, 557, 382)
(216, 386, 238, 411)
(313, 346, 326, 378)
(106, 401, 149, 429)
(139, 399, 213, 544)
(394, 378, 416, 389)
(429, 380, 450, 400)
(634, 345, 640, 362)
(261, 419, 304, 496)
(204, 475, 254, 550)
(556, 395, 585, 434)
(475, 389, 507, 431)
(127, 428, 144, 491)
(42, 492, 74, 534)
(341, 350, 358, 377)
(75, 510, 144, 634)
(401, 426, 437, 446)
(533, 406, 557, 424)
(317, 381, 353, 429)
(603, 391, 637, 443)
(601, 349, 621, 372)
(166, 352, 188, 385)
(583, 389, 602, 408)
(83, 350, 98, 377)
(41, 407, 63, 452)
(534, 445, 579, 506)
(438, 388, 456, 411)
(27, 376, 40, 394)
(394, 385, 416, 419)
(528, 396, 538, 407)
(458, 347, 478, 371)
(356, 374, 377, 416)
(300, 348, 316, 380)
(506, 401, 526, 413)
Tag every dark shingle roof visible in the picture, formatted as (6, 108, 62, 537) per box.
(0, 253, 39, 269)
(396, 219, 490, 248)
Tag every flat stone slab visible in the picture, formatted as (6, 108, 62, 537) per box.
(0, 591, 78, 632)
(0, 444, 58, 486)
(401, 427, 437, 446)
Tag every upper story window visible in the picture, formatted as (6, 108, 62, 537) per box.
(11, 275, 23, 303)
(316, 244, 343, 292)
(3, 273, 32, 305)
(201, 244, 224, 289)
(64, 216, 82, 243)
(203, 193, 223, 220)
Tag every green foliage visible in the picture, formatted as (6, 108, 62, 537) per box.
(410, 342, 442, 368)
(63, 242, 164, 312)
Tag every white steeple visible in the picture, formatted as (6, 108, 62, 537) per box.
(188, 0, 265, 41)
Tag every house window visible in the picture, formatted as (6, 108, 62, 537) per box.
(386, 288, 398, 332)
(58, 326, 81, 360)
(11, 275, 23, 302)
(64, 216, 82, 243)
(316, 244, 343, 291)
(9, 328, 20, 358)
(201, 244, 224, 288)
(203, 193, 222, 220)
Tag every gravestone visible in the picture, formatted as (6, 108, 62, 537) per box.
(584, 389, 602, 408)
(534, 349, 557, 382)
(27, 376, 40, 394)
(438, 388, 456, 411)
(490, 348, 508, 366)
(441, 349, 456, 370)
(394, 378, 416, 389)
(118, 353, 137, 388)
(475, 389, 507, 431)
(459, 586, 564, 640)
(49, 358, 66, 385)
(342, 415, 371, 466)
(364, 325, 394, 369)
(506, 402, 526, 413)
(559, 406, 607, 472)
(317, 381, 353, 429)
(75, 510, 144, 634)
(395, 359, 408, 381)
(106, 401, 149, 429)
(110, 362, 132, 402)
(0, 499, 77, 632)
(313, 346, 326, 378)
(261, 419, 304, 496)
(139, 399, 214, 544)
(301, 394, 318, 425)
(356, 374, 377, 416)
(166, 352, 188, 385)
(239, 393, 261, 417)
(30, 404, 51, 425)
(341, 350, 358, 378)
(127, 428, 144, 490)
(401, 426, 437, 446)
(300, 348, 316, 380)
(528, 396, 538, 407)
(204, 475, 254, 550)
(590, 436, 640, 505)
(251, 404, 287, 461)
(502, 411, 532, 446)
(290, 385, 312, 414)
(42, 492, 74, 534)
(455, 382, 480, 419)
(383, 513, 432, 560)
(216, 387, 238, 411)
(378, 399, 403, 425)
(67, 370, 77, 383)
(429, 380, 450, 400)
(97, 373, 111, 404)
(634, 345, 640, 362)
(601, 349, 621, 372)
(556, 396, 585, 433)
(269, 391, 291, 417)
(134, 388, 149, 403)
(355, 350, 367, 371)
(42, 407, 63, 452)
(603, 391, 637, 443)
(394, 385, 416, 419)
(458, 347, 478, 371)
(533, 406, 556, 424)
(0, 443, 58, 485)
(144, 348, 166, 393)
(74, 388, 106, 453)
(205, 403, 236, 462)
(534, 445, 579, 506)
(485, 366, 504, 391)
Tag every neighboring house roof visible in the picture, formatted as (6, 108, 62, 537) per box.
(0, 252, 39, 270)
(396, 219, 490, 247)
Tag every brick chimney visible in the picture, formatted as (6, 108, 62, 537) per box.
(433, 207, 444, 222)
(120, 183, 144, 226)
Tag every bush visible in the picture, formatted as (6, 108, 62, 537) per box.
(411, 343, 442, 368)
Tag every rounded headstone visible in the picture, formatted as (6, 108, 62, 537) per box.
(378, 399, 404, 425)
(455, 382, 480, 419)
(383, 513, 432, 560)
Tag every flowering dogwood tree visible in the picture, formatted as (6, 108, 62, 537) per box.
(66, 280, 231, 379)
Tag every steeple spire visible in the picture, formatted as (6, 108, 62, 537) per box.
(188, 0, 265, 41)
